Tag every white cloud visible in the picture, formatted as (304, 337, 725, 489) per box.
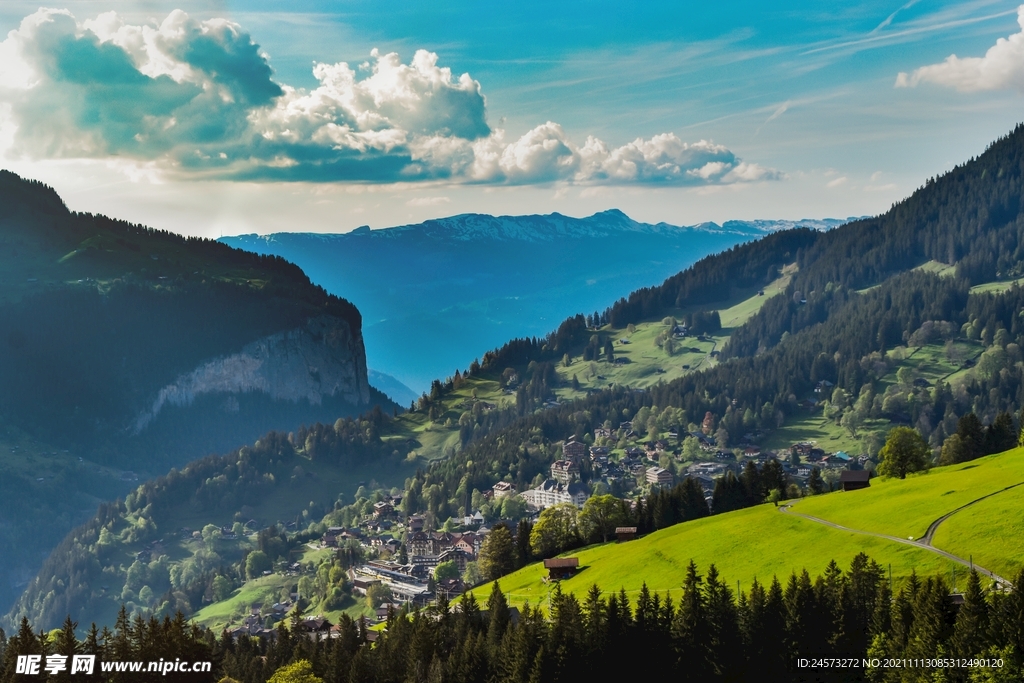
(0, 8, 780, 187)
(827, 176, 848, 188)
(896, 5, 1024, 92)
(406, 196, 450, 206)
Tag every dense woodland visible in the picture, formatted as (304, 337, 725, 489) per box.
(4, 413, 398, 631)
(2, 557, 1023, 683)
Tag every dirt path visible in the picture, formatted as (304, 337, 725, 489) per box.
(778, 503, 1013, 588)
(918, 481, 1024, 545)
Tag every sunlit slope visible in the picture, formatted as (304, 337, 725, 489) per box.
(469, 449, 1024, 609)
(468, 503, 958, 609)
(929, 482, 1024, 581)
(792, 447, 1024, 541)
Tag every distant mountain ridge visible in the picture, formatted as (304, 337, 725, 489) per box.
(223, 211, 854, 391)
(240, 209, 851, 245)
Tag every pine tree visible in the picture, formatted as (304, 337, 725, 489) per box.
(672, 561, 710, 678)
(2, 617, 43, 683)
(52, 617, 80, 683)
(950, 570, 989, 669)
(487, 583, 512, 649)
(704, 565, 741, 680)
(808, 467, 824, 495)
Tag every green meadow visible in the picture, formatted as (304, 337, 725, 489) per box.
(792, 447, 1024, 541)
(468, 502, 959, 611)
(930, 485, 1024, 581)
(467, 448, 1024, 611)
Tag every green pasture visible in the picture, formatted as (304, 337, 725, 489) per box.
(792, 447, 1024, 543)
(930, 485, 1024, 582)
(467, 502, 959, 611)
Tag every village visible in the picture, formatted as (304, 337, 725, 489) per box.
(221, 414, 873, 639)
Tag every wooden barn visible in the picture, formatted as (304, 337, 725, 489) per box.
(543, 557, 579, 580)
(839, 470, 871, 492)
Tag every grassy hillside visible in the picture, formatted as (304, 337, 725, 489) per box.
(931, 489, 1024, 580)
(467, 502, 958, 610)
(549, 266, 794, 398)
(467, 447, 1024, 610)
(189, 544, 375, 633)
(792, 446, 1024, 540)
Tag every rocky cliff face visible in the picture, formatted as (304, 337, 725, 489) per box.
(134, 315, 370, 433)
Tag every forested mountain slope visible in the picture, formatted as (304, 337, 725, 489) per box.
(400, 123, 1024, 519)
(0, 170, 395, 615)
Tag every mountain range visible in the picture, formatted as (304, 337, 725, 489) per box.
(221, 212, 854, 394)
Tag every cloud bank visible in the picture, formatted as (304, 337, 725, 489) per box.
(0, 9, 780, 185)
(895, 5, 1024, 92)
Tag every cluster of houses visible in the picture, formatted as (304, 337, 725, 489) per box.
(225, 426, 875, 634)
(227, 600, 295, 640)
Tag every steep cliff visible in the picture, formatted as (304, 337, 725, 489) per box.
(135, 315, 370, 434)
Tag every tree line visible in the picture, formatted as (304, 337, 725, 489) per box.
(4, 555, 1023, 683)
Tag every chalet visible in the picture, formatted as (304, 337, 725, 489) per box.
(551, 459, 580, 483)
(351, 577, 380, 596)
(322, 527, 344, 547)
(828, 451, 852, 465)
(453, 534, 477, 557)
(790, 442, 815, 456)
(408, 516, 425, 533)
(544, 557, 580, 580)
(615, 527, 638, 542)
(492, 481, 516, 499)
(436, 578, 466, 598)
(373, 501, 394, 518)
(646, 466, 674, 486)
(839, 470, 871, 491)
(595, 428, 612, 439)
(460, 511, 485, 526)
(814, 380, 835, 394)
(436, 547, 471, 571)
(297, 617, 333, 641)
(563, 437, 587, 462)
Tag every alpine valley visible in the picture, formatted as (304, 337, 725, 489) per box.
(6, 124, 1024, 682)
(221, 213, 851, 393)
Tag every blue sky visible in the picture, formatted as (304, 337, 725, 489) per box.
(1, 1, 1023, 236)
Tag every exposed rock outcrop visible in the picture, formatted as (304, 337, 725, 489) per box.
(134, 315, 369, 433)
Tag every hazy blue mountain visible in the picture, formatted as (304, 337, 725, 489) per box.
(368, 369, 419, 407)
(222, 210, 852, 392)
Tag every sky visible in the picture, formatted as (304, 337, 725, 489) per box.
(1, 1, 1024, 237)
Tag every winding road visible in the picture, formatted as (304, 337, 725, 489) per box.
(779, 482, 1024, 589)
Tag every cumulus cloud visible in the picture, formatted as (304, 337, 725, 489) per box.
(896, 5, 1024, 91)
(0, 8, 779, 186)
